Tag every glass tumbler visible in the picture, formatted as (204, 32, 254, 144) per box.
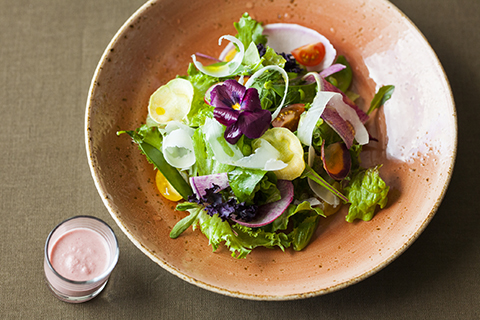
(44, 216, 119, 303)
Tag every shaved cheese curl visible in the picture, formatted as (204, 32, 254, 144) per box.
(192, 35, 245, 77)
(245, 65, 289, 120)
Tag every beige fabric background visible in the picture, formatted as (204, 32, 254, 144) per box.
(1, 0, 478, 318)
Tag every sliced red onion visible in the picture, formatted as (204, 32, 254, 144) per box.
(194, 52, 222, 63)
(192, 35, 244, 78)
(232, 180, 294, 228)
(319, 64, 347, 78)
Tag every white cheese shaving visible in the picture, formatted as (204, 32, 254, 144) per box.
(191, 35, 244, 78)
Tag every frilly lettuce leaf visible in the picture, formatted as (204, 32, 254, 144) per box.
(344, 165, 389, 222)
(194, 210, 252, 259)
(171, 202, 292, 259)
(233, 13, 267, 49)
(228, 168, 266, 204)
(261, 46, 286, 68)
(172, 206, 252, 259)
(267, 201, 325, 233)
(232, 223, 291, 252)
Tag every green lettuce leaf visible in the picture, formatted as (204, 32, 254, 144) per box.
(182, 63, 218, 127)
(266, 201, 324, 234)
(227, 168, 281, 205)
(289, 213, 320, 251)
(253, 172, 281, 205)
(232, 223, 291, 252)
(191, 127, 233, 176)
(344, 165, 389, 222)
(262, 46, 286, 68)
(227, 167, 266, 204)
(233, 13, 267, 49)
(367, 85, 395, 115)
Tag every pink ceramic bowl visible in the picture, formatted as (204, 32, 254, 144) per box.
(85, 0, 456, 300)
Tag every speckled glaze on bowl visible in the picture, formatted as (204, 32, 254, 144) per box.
(85, 0, 456, 300)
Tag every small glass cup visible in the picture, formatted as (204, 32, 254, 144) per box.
(44, 216, 119, 303)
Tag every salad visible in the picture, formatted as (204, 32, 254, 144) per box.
(119, 14, 393, 259)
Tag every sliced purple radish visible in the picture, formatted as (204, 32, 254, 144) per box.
(219, 23, 336, 71)
(232, 180, 294, 228)
(302, 74, 369, 124)
(320, 77, 369, 124)
(321, 106, 355, 150)
(189, 173, 229, 197)
(204, 82, 223, 105)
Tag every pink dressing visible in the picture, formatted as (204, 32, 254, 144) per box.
(50, 228, 109, 281)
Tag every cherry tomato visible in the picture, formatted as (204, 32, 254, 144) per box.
(291, 42, 326, 67)
(155, 170, 182, 202)
(272, 104, 305, 132)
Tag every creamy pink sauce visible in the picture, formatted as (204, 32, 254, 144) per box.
(50, 228, 109, 281)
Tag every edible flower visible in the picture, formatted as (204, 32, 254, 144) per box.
(211, 79, 271, 144)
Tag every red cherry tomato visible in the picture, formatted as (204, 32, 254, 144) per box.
(272, 104, 305, 132)
(291, 42, 326, 67)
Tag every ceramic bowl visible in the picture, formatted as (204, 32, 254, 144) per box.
(85, 0, 456, 300)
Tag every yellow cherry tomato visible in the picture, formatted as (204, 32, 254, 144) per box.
(155, 170, 182, 202)
(254, 127, 305, 180)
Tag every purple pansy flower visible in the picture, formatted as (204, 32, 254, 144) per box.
(210, 79, 271, 144)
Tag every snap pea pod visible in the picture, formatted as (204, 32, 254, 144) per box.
(119, 128, 193, 200)
(138, 141, 193, 200)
